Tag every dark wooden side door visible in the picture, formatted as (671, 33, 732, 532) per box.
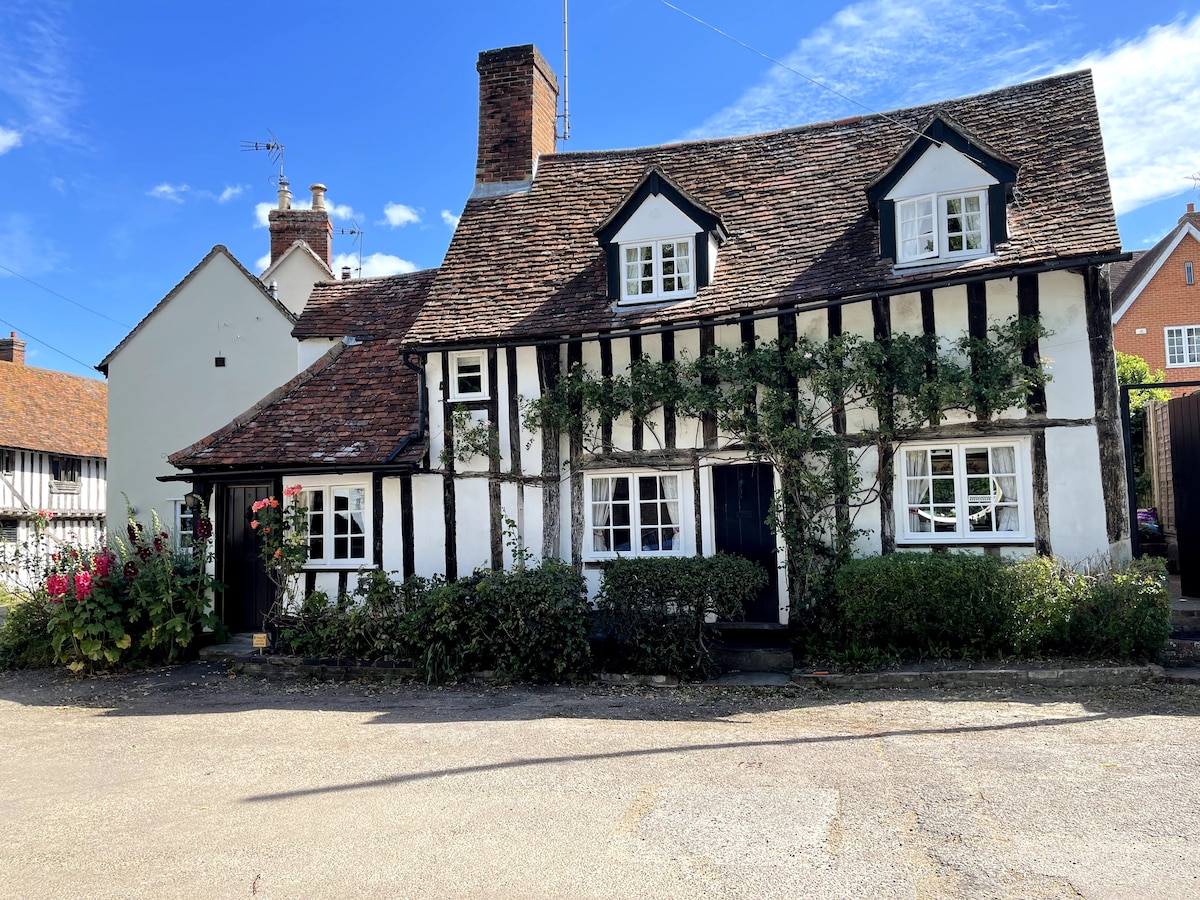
(1170, 393, 1200, 596)
(712, 463, 779, 622)
(219, 484, 274, 632)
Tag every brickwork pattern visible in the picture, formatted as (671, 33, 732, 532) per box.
(476, 44, 559, 184)
(269, 209, 332, 268)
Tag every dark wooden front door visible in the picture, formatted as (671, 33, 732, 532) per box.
(1170, 393, 1200, 596)
(219, 484, 274, 632)
(712, 463, 779, 622)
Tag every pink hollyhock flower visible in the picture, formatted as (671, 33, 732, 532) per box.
(74, 570, 92, 600)
(92, 552, 112, 578)
(273, 549, 281, 559)
(46, 573, 68, 600)
(283, 484, 302, 498)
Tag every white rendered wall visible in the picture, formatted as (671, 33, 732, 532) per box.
(105, 252, 299, 528)
(264, 249, 329, 318)
(1039, 270, 1094, 420)
(1044, 425, 1110, 564)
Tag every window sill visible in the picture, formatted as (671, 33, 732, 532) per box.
(892, 252, 995, 273)
(896, 535, 1033, 545)
(49, 482, 81, 494)
(303, 560, 370, 570)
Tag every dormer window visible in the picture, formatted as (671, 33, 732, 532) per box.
(897, 190, 989, 264)
(867, 117, 1017, 269)
(596, 167, 727, 308)
(623, 238, 693, 302)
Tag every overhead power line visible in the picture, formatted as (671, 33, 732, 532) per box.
(0, 313, 99, 372)
(656, 0, 937, 145)
(0, 262, 131, 328)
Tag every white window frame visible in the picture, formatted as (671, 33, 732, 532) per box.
(895, 189, 990, 266)
(1186, 261, 1194, 286)
(1165, 325, 1200, 368)
(895, 438, 1033, 544)
(172, 499, 196, 549)
(618, 236, 696, 304)
(449, 350, 488, 400)
(297, 480, 371, 568)
(584, 471, 687, 561)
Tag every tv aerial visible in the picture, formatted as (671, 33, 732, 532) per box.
(241, 130, 286, 183)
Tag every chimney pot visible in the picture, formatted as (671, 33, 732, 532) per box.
(342, 266, 352, 280)
(311, 183, 327, 210)
(1179, 202, 1199, 226)
(277, 177, 292, 210)
(0, 332, 26, 365)
(268, 179, 333, 269)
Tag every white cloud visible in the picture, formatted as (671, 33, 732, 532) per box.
(149, 183, 189, 203)
(0, 2, 80, 144)
(1068, 14, 1200, 214)
(0, 126, 21, 154)
(255, 252, 271, 273)
(683, 0, 1056, 141)
(254, 201, 274, 228)
(380, 202, 421, 227)
(217, 185, 246, 203)
(332, 252, 418, 279)
(441, 209, 461, 229)
(49, 176, 64, 193)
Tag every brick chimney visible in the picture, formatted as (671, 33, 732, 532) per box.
(475, 44, 559, 188)
(0, 332, 25, 365)
(268, 180, 333, 269)
(1179, 202, 1200, 227)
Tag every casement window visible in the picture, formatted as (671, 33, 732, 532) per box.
(1165, 326, 1200, 367)
(587, 472, 683, 559)
(897, 440, 1031, 543)
(449, 351, 487, 400)
(172, 500, 196, 547)
(300, 485, 368, 565)
(620, 238, 694, 303)
(896, 190, 989, 265)
(0, 449, 13, 475)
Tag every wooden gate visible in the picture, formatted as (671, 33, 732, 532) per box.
(1169, 393, 1200, 596)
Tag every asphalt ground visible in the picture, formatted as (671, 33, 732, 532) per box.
(2, 663, 1199, 899)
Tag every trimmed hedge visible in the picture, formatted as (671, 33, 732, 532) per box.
(594, 554, 768, 679)
(822, 552, 1170, 664)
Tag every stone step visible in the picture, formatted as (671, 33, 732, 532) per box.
(711, 644, 795, 675)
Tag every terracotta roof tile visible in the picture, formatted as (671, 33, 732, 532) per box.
(169, 339, 423, 469)
(0, 361, 106, 458)
(406, 70, 1121, 346)
(293, 268, 438, 339)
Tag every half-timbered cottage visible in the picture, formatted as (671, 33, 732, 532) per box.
(169, 44, 1130, 631)
(0, 333, 107, 589)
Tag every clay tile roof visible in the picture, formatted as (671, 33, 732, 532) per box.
(168, 339, 423, 470)
(293, 268, 438, 339)
(406, 70, 1121, 346)
(1109, 249, 1148, 304)
(0, 361, 107, 458)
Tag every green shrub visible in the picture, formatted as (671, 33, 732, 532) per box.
(832, 552, 1018, 659)
(1006, 555, 1084, 656)
(0, 595, 55, 669)
(1068, 557, 1170, 661)
(594, 554, 767, 679)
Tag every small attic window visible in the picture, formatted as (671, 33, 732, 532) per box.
(1187, 261, 1194, 286)
(897, 190, 989, 264)
(623, 238, 694, 303)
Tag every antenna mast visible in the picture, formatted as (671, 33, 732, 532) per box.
(240, 131, 286, 184)
(558, 0, 570, 141)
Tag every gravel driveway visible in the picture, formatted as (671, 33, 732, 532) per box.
(2, 664, 1198, 899)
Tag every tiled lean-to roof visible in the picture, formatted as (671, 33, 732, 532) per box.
(168, 339, 424, 470)
(0, 361, 107, 458)
(293, 268, 438, 339)
(406, 70, 1121, 347)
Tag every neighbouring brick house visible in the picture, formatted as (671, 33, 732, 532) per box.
(1111, 203, 1200, 393)
(0, 333, 107, 589)
(168, 44, 1130, 632)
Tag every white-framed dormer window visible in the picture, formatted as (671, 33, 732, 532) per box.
(449, 351, 488, 400)
(586, 472, 685, 559)
(621, 237, 694, 304)
(1165, 325, 1200, 367)
(299, 483, 369, 566)
(896, 190, 989, 265)
(896, 439, 1032, 543)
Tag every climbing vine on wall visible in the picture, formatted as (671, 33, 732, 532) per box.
(524, 316, 1047, 606)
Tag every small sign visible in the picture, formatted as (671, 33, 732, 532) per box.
(252, 633, 269, 649)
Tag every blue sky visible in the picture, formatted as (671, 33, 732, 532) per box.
(2, 0, 1198, 379)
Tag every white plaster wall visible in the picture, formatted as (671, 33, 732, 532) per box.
(887, 144, 998, 199)
(381, 476, 405, 574)
(609, 336, 635, 452)
(297, 338, 337, 373)
(673, 329, 703, 450)
(891, 292, 922, 337)
(106, 251, 299, 528)
(931, 284, 973, 425)
(411, 474, 446, 578)
(455, 477, 492, 572)
(1038, 270, 1094, 420)
(514, 346, 542, 472)
(842, 299, 879, 434)
(851, 445, 883, 557)
(1045, 424, 1110, 563)
(425, 354, 447, 467)
(265, 250, 329, 318)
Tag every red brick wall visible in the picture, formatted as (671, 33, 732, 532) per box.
(1113, 231, 1200, 395)
(268, 209, 332, 269)
(476, 44, 559, 185)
